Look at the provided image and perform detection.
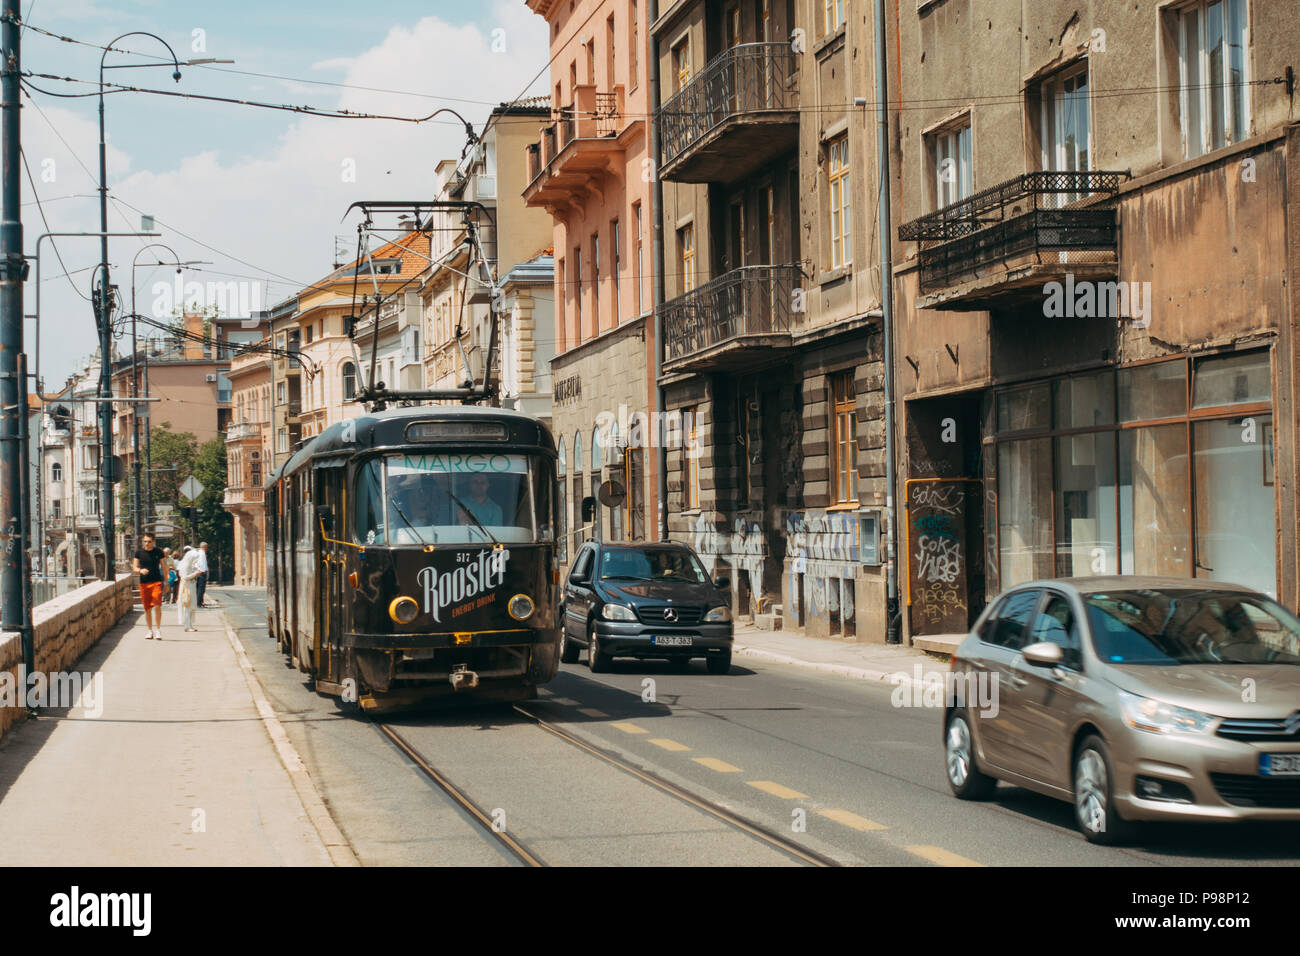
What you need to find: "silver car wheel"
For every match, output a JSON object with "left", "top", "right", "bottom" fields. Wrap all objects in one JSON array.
[
  {"left": 946, "top": 716, "right": 972, "bottom": 787},
  {"left": 1075, "top": 748, "right": 1108, "bottom": 833}
]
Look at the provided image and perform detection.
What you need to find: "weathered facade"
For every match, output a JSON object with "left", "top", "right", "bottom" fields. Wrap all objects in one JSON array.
[
  {"left": 892, "top": 0, "right": 1300, "bottom": 638},
  {"left": 653, "top": 0, "right": 890, "bottom": 639},
  {"left": 225, "top": 346, "right": 273, "bottom": 587}
]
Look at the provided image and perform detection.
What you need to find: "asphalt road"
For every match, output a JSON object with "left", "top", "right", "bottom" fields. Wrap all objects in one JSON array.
[{"left": 216, "top": 586, "right": 1300, "bottom": 867}]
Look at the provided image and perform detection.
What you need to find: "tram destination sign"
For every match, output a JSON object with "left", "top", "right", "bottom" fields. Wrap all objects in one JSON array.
[{"left": 405, "top": 421, "right": 508, "bottom": 442}]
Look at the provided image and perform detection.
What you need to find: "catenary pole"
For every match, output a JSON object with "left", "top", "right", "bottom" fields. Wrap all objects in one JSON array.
[{"left": 1, "top": 2, "right": 31, "bottom": 653}]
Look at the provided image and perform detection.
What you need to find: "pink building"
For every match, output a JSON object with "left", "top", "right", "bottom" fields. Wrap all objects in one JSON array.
[{"left": 524, "top": 0, "right": 661, "bottom": 561}]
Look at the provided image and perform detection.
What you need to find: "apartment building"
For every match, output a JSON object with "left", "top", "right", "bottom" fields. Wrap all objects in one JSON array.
[
  {"left": 652, "top": 0, "right": 890, "bottom": 638},
  {"left": 524, "top": 0, "right": 660, "bottom": 562},
  {"left": 225, "top": 344, "right": 273, "bottom": 587},
  {"left": 891, "top": 1, "right": 1300, "bottom": 638},
  {"left": 39, "top": 358, "right": 107, "bottom": 579},
  {"left": 422, "top": 101, "right": 555, "bottom": 415},
  {"left": 268, "top": 231, "right": 430, "bottom": 470}
]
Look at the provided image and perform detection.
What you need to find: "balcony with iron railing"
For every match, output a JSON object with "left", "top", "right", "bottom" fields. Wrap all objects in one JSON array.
[
  {"left": 658, "top": 43, "right": 798, "bottom": 184},
  {"left": 660, "top": 264, "right": 801, "bottom": 371},
  {"left": 524, "top": 85, "right": 635, "bottom": 210},
  {"left": 897, "top": 169, "right": 1129, "bottom": 310}
]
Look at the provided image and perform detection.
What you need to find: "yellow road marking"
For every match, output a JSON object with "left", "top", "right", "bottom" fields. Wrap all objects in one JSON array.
[
  {"left": 577, "top": 708, "right": 607, "bottom": 718},
  {"left": 692, "top": 757, "right": 742, "bottom": 773},
  {"left": 904, "top": 845, "right": 984, "bottom": 867},
  {"left": 817, "top": 808, "right": 887, "bottom": 831},
  {"left": 610, "top": 721, "right": 649, "bottom": 735},
  {"left": 648, "top": 738, "right": 691, "bottom": 752},
  {"left": 746, "top": 780, "right": 807, "bottom": 799}
]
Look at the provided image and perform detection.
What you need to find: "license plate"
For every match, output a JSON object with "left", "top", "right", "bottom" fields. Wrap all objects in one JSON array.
[
  {"left": 1260, "top": 753, "right": 1300, "bottom": 777},
  {"left": 652, "top": 635, "right": 693, "bottom": 647}
]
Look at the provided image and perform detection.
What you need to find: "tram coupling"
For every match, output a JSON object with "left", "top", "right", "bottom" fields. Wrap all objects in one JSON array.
[{"left": 449, "top": 663, "right": 480, "bottom": 692}]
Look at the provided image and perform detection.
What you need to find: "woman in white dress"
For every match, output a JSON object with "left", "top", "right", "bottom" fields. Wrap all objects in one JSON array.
[{"left": 175, "top": 546, "right": 201, "bottom": 631}]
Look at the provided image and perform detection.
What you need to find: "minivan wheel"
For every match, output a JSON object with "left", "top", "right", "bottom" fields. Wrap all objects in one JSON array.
[
  {"left": 945, "top": 710, "right": 996, "bottom": 800},
  {"left": 559, "top": 626, "right": 580, "bottom": 664},
  {"left": 1073, "top": 735, "right": 1137, "bottom": 845},
  {"left": 587, "top": 621, "right": 611, "bottom": 673}
]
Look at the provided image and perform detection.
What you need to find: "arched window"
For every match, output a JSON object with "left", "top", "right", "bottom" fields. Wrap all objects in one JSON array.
[
  {"left": 572, "top": 431, "right": 583, "bottom": 472},
  {"left": 342, "top": 361, "right": 357, "bottom": 400},
  {"left": 51, "top": 462, "right": 62, "bottom": 482},
  {"left": 557, "top": 438, "right": 566, "bottom": 477},
  {"left": 591, "top": 428, "right": 602, "bottom": 472}
]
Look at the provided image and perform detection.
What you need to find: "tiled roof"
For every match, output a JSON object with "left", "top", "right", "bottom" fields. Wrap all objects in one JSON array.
[{"left": 298, "top": 230, "right": 430, "bottom": 297}]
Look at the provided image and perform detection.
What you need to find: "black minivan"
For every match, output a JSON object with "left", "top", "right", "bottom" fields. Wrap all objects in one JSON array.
[{"left": 561, "top": 541, "right": 734, "bottom": 674}]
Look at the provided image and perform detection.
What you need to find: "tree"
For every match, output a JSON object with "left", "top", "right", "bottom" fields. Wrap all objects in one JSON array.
[
  {"left": 118, "top": 421, "right": 200, "bottom": 537},
  {"left": 192, "top": 436, "right": 233, "bottom": 583}
]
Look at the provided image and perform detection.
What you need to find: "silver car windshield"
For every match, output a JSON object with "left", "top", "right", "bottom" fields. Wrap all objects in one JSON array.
[{"left": 1085, "top": 590, "right": 1300, "bottom": 665}]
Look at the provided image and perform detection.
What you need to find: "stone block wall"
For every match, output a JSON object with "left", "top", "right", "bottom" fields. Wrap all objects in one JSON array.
[{"left": 0, "top": 575, "right": 135, "bottom": 739}]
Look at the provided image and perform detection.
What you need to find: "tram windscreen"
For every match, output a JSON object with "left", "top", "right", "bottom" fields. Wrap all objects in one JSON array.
[{"left": 353, "top": 451, "right": 552, "bottom": 546}]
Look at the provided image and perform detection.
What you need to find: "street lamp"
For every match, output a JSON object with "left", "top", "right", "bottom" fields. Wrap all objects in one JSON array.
[
  {"left": 128, "top": 243, "right": 208, "bottom": 542},
  {"left": 96, "top": 32, "right": 184, "bottom": 579}
]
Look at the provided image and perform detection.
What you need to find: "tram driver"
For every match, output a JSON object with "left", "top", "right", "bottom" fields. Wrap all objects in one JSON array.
[{"left": 456, "top": 472, "right": 504, "bottom": 529}]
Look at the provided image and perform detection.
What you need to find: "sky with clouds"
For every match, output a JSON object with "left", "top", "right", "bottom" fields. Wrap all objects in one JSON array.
[{"left": 17, "top": 0, "right": 550, "bottom": 387}]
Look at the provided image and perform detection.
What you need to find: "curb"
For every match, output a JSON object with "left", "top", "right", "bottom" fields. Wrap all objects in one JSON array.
[
  {"left": 733, "top": 644, "right": 935, "bottom": 690},
  {"left": 221, "top": 616, "right": 361, "bottom": 867}
]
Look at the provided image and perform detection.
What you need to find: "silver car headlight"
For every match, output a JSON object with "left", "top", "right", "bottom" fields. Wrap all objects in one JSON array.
[
  {"left": 601, "top": 603, "right": 636, "bottom": 622},
  {"left": 703, "top": 605, "right": 731, "bottom": 622},
  {"left": 1118, "top": 690, "right": 1217, "bottom": 735}
]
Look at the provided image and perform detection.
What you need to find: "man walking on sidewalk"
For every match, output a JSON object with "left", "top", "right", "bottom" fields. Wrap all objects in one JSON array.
[
  {"left": 132, "top": 533, "right": 166, "bottom": 640},
  {"left": 196, "top": 542, "right": 210, "bottom": 607}
]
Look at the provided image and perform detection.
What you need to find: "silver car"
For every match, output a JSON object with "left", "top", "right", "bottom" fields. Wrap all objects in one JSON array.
[{"left": 943, "top": 577, "right": 1300, "bottom": 845}]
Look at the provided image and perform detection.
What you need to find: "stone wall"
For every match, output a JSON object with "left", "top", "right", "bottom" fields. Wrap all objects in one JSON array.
[{"left": 0, "top": 574, "right": 135, "bottom": 739}]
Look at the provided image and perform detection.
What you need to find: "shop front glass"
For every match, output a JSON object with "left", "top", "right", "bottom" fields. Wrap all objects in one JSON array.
[{"left": 995, "top": 351, "right": 1276, "bottom": 597}]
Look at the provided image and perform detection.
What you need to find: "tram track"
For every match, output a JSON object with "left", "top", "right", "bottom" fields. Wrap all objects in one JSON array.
[
  {"left": 372, "top": 719, "right": 548, "bottom": 867},
  {"left": 372, "top": 704, "right": 836, "bottom": 868}
]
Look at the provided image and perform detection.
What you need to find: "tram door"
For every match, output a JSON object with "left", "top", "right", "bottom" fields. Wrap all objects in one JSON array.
[{"left": 315, "top": 465, "right": 347, "bottom": 684}]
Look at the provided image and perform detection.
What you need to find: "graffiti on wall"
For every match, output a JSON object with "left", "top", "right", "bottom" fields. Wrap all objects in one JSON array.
[
  {"left": 692, "top": 514, "right": 765, "bottom": 598},
  {"left": 908, "top": 482, "right": 970, "bottom": 634},
  {"left": 785, "top": 511, "right": 858, "bottom": 620}
]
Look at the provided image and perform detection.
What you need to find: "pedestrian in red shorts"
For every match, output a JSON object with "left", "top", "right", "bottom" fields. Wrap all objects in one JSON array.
[{"left": 133, "top": 532, "right": 166, "bottom": 640}]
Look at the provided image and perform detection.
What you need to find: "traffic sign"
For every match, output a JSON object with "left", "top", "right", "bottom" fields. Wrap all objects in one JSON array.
[
  {"left": 179, "top": 476, "right": 205, "bottom": 501},
  {"left": 597, "top": 479, "right": 626, "bottom": 507}
]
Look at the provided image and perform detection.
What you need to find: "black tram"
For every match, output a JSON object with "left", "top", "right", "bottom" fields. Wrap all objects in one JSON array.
[{"left": 265, "top": 406, "right": 561, "bottom": 709}]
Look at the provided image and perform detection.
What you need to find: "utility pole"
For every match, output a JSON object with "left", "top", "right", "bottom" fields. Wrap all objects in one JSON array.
[
  {"left": 1, "top": 2, "right": 31, "bottom": 649},
  {"left": 874, "top": 0, "right": 901, "bottom": 642}
]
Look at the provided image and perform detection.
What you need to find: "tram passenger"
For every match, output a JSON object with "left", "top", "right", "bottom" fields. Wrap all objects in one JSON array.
[
  {"left": 390, "top": 476, "right": 437, "bottom": 544},
  {"left": 456, "top": 473, "right": 503, "bottom": 528}
]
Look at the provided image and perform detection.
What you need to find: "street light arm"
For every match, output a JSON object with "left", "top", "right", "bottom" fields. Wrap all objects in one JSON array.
[{"left": 101, "top": 32, "right": 183, "bottom": 83}]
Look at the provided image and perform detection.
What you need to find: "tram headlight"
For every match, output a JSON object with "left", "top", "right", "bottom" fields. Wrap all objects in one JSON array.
[
  {"left": 389, "top": 596, "right": 420, "bottom": 624},
  {"left": 508, "top": 593, "right": 536, "bottom": 621}
]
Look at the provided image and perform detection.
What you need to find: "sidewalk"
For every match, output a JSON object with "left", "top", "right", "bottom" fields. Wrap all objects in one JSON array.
[
  {"left": 732, "top": 623, "right": 956, "bottom": 688},
  {"left": 0, "top": 596, "right": 341, "bottom": 866}
]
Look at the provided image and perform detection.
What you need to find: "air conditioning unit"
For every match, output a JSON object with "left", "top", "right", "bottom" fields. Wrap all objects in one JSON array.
[{"left": 205, "top": 374, "right": 217, "bottom": 383}]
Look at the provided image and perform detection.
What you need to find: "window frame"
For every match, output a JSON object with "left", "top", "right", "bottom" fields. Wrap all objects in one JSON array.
[
  {"left": 1176, "top": 0, "right": 1251, "bottom": 160},
  {"left": 826, "top": 134, "right": 851, "bottom": 270},
  {"left": 829, "top": 370, "right": 858, "bottom": 505},
  {"left": 683, "top": 405, "right": 700, "bottom": 511}
]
